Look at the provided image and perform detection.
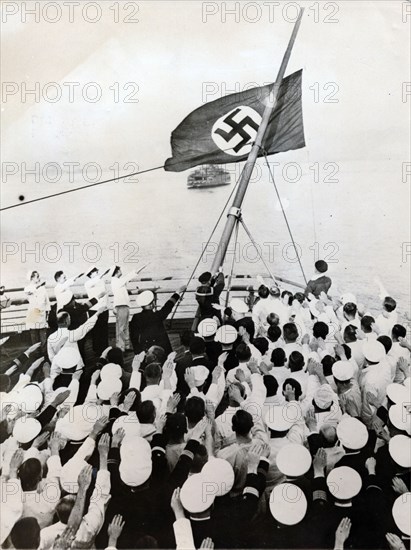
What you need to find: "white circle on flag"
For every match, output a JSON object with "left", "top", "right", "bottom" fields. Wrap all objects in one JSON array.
[{"left": 211, "top": 106, "right": 262, "bottom": 157}]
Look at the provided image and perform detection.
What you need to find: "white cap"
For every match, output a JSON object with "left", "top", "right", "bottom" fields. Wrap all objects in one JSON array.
[
  {"left": 17, "top": 384, "right": 43, "bottom": 413},
  {"left": 215, "top": 325, "right": 238, "bottom": 344},
  {"left": 265, "top": 403, "right": 303, "bottom": 432},
  {"left": 136, "top": 290, "right": 154, "bottom": 307},
  {"left": 229, "top": 298, "right": 248, "bottom": 314},
  {"left": 180, "top": 473, "right": 216, "bottom": 513},
  {"left": 340, "top": 293, "right": 357, "bottom": 305},
  {"left": 191, "top": 365, "right": 209, "bottom": 386},
  {"left": 269, "top": 483, "right": 307, "bottom": 525},
  {"left": 100, "top": 363, "right": 122, "bottom": 380},
  {"left": 12, "top": 417, "right": 41, "bottom": 444},
  {"left": 112, "top": 414, "right": 141, "bottom": 440},
  {"left": 201, "top": 458, "right": 235, "bottom": 496},
  {"left": 56, "top": 404, "right": 103, "bottom": 441},
  {"left": 97, "top": 378, "right": 122, "bottom": 401},
  {"left": 52, "top": 346, "right": 79, "bottom": 370},
  {"left": 363, "top": 340, "right": 385, "bottom": 363},
  {"left": 337, "top": 416, "right": 368, "bottom": 450},
  {"left": 327, "top": 466, "right": 362, "bottom": 500},
  {"left": 386, "top": 383, "right": 409, "bottom": 405},
  {"left": 389, "top": 404, "right": 411, "bottom": 435},
  {"left": 332, "top": 360, "right": 354, "bottom": 382},
  {"left": 392, "top": 493, "right": 411, "bottom": 536},
  {"left": 119, "top": 437, "right": 152, "bottom": 486},
  {"left": 276, "top": 444, "right": 312, "bottom": 477},
  {"left": 59, "top": 291, "right": 73, "bottom": 308},
  {"left": 389, "top": 435, "right": 411, "bottom": 468},
  {"left": 197, "top": 318, "right": 218, "bottom": 338},
  {"left": 61, "top": 459, "right": 87, "bottom": 493},
  {"left": 85, "top": 266, "right": 98, "bottom": 277},
  {"left": 313, "top": 385, "right": 335, "bottom": 409}
]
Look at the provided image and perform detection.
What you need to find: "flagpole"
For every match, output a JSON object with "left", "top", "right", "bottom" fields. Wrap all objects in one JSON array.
[{"left": 209, "top": 8, "right": 305, "bottom": 274}]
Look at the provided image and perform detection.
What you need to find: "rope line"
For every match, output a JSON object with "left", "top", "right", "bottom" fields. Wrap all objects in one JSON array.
[
  {"left": 239, "top": 216, "right": 278, "bottom": 284},
  {"left": 224, "top": 217, "right": 240, "bottom": 308}
]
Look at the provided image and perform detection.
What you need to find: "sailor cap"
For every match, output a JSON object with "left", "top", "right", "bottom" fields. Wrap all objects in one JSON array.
[
  {"left": 276, "top": 444, "right": 312, "bottom": 477},
  {"left": 389, "top": 404, "right": 411, "bottom": 436},
  {"left": 392, "top": 493, "right": 411, "bottom": 536},
  {"left": 327, "top": 466, "right": 362, "bottom": 501},
  {"left": 269, "top": 483, "right": 307, "bottom": 525},
  {"left": 201, "top": 458, "right": 235, "bottom": 496},
  {"left": 363, "top": 340, "right": 385, "bottom": 363},
  {"left": 53, "top": 346, "right": 79, "bottom": 370},
  {"left": 340, "top": 293, "right": 357, "bottom": 305},
  {"left": 97, "top": 378, "right": 122, "bottom": 401},
  {"left": 12, "top": 417, "right": 42, "bottom": 444},
  {"left": 119, "top": 437, "right": 152, "bottom": 487},
  {"left": 332, "top": 360, "right": 354, "bottom": 382},
  {"left": 313, "top": 385, "right": 335, "bottom": 409},
  {"left": 215, "top": 325, "right": 237, "bottom": 345},
  {"left": 389, "top": 435, "right": 411, "bottom": 468},
  {"left": 17, "top": 383, "right": 43, "bottom": 414},
  {"left": 55, "top": 404, "right": 103, "bottom": 441},
  {"left": 197, "top": 318, "right": 218, "bottom": 338},
  {"left": 100, "top": 362, "right": 122, "bottom": 380},
  {"left": 229, "top": 298, "right": 248, "bottom": 314},
  {"left": 265, "top": 403, "right": 303, "bottom": 432},
  {"left": 180, "top": 473, "right": 216, "bottom": 514},
  {"left": 112, "top": 414, "right": 141, "bottom": 440},
  {"left": 386, "top": 383, "right": 409, "bottom": 405},
  {"left": 191, "top": 365, "right": 209, "bottom": 386},
  {"left": 337, "top": 416, "right": 368, "bottom": 450},
  {"left": 136, "top": 290, "right": 154, "bottom": 307}
]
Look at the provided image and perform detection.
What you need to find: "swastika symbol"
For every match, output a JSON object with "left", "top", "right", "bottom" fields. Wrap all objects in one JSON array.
[
  {"left": 211, "top": 106, "right": 262, "bottom": 157},
  {"left": 214, "top": 108, "right": 259, "bottom": 153}
]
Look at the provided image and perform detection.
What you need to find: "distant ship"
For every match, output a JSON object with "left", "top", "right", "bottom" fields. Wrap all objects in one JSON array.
[{"left": 187, "top": 165, "right": 231, "bottom": 189}]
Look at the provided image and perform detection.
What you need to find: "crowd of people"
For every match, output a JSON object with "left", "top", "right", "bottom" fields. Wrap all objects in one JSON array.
[{"left": 0, "top": 260, "right": 410, "bottom": 550}]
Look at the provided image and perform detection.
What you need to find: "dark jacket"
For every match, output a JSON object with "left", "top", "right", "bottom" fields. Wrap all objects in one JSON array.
[{"left": 305, "top": 276, "right": 332, "bottom": 298}]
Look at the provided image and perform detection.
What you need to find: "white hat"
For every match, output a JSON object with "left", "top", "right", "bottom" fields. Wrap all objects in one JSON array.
[
  {"left": 313, "top": 385, "right": 335, "bottom": 409},
  {"left": 327, "top": 466, "right": 362, "bottom": 500},
  {"left": 17, "top": 384, "right": 43, "bottom": 413},
  {"left": 276, "top": 444, "right": 312, "bottom": 477},
  {"left": 85, "top": 266, "right": 98, "bottom": 277},
  {"left": 197, "top": 318, "right": 218, "bottom": 338},
  {"left": 386, "top": 383, "right": 409, "bottom": 405},
  {"left": 61, "top": 459, "right": 88, "bottom": 493},
  {"left": 100, "top": 363, "right": 122, "bottom": 380},
  {"left": 332, "top": 360, "right": 354, "bottom": 382},
  {"left": 392, "top": 493, "right": 411, "bottom": 536},
  {"left": 112, "top": 414, "right": 141, "bottom": 440},
  {"left": 201, "top": 458, "right": 235, "bottom": 496},
  {"left": 180, "top": 473, "right": 216, "bottom": 513},
  {"left": 12, "top": 417, "right": 42, "bottom": 444},
  {"left": 389, "top": 404, "right": 411, "bottom": 436},
  {"left": 215, "top": 325, "right": 238, "bottom": 345},
  {"left": 229, "top": 298, "right": 248, "bottom": 314},
  {"left": 269, "top": 483, "right": 307, "bottom": 525},
  {"left": 389, "top": 435, "right": 411, "bottom": 468},
  {"left": 119, "top": 437, "right": 152, "bottom": 486},
  {"left": 136, "top": 290, "right": 154, "bottom": 307},
  {"left": 52, "top": 346, "right": 79, "bottom": 370},
  {"left": 56, "top": 404, "right": 103, "bottom": 441},
  {"left": 108, "top": 264, "right": 120, "bottom": 277},
  {"left": 97, "top": 378, "right": 122, "bottom": 401},
  {"left": 265, "top": 403, "right": 303, "bottom": 432},
  {"left": 340, "top": 293, "right": 357, "bottom": 305},
  {"left": 363, "top": 340, "right": 385, "bottom": 363},
  {"left": 337, "top": 416, "right": 368, "bottom": 450},
  {"left": 191, "top": 365, "right": 209, "bottom": 387},
  {"left": 59, "top": 291, "right": 73, "bottom": 308}
]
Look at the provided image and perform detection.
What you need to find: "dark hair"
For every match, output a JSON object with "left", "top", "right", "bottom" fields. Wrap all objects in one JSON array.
[
  {"left": 107, "top": 347, "right": 124, "bottom": 368},
  {"left": 145, "top": 362, "right": 162, "bottom": 381},
  {"left": 189, "top": 336, "right": 206, "bottom": 355},
  {"left": 232, "top": 410, "right": 253, "bottom": 436},
  {"left": 377, "top": 335, "right": 392, "bottom": 354},
  {"left": 293, "top": 292, "right": 305, "bottom": 304},
  {"left": 57, "top": 311, "right": 71, "bottom": 326},
  {"left": 191, "top": 444, "right": 208, "bottom": 474},
  {"left": 392, "top": 324, "right": 406, "bottom": 340},
  {"left": 266, "top": 313, "right": 280, "bottom": 327},
  {"left": 271, "top": 348, "right": 286, "bottom": 367},
  {"left": 267, "top": 325, "right": 282, "bottom": 343},
  {"left": 383, "top": 296, "right": 396, "bottom": 312},
  {"left": 137, "top": 401, "right": 156, "bottom": 424},
  {"left": 281, "top": 290, "right": 293, "bottom": 306},
  {"left": 341, "top": 344, "right": 352, "bottom": 360},
  {"left": 263, "top": 375, "right": 279, "bottom": 398},
  {"left": 164, "top": 413, "right": 187, "bottom": 440},
  {"left": 343, "top": 325, "right": 357, "bottom": 343},
  {"left": 54, "top": 270, "right": 64, "bottom": 282},
  {"left": 361, "top": 315, "right": 375, "bottom": 333},
  {"left": 313, "top": 321, "right": 329, "bottom": 339},
  {"left": 253, "top": 337, "right": 269, "bottom": 356},
  {"left": 135, "top": 536, "right": 159, "bottom": 549},
  {"left": 10, "top": 518, "right": 40, "bottom": 550},
  {"left": 235, "top": 342, "right": 252, "bottom": 362},
  {"left": 343, "top": 302, "right": 357, "bottom": 317},
  {"left": 322, "top": 355, "right": 336, "bottom": 377},
  {"left": 56, "top": 496, "right": 75, "bottom": 523},
  {"left": 315, "top": 260, "right": 328, "bottom": 273},
  {"left": 0, "top": 373, "right": 11, "bottom": 393},
  {"left": 147, "top": 346, "right": 166, "bottom": 365},
  {"left": 236, "top": 318, "right": 255, "bottom": 341},
  {"left": 289, "top": 351, "right": 304, "bottom": 373},
  {"left": 180, "top": 330, "right": 193, "bottom": 348},
  {"left": 282, "top": 378, "right": 303, "bottom": 400},
  {"left": 185, "top": 396, "right": 205, "bottom": 423},
  {"left": 258, "top": 285, "right": 269, "bottom": 299},
  {"left": 18, "top": 458, "right": 42, "bottom": 491},
  {"left": 283, "top": 323, "right": 298, "bottom": 343}
]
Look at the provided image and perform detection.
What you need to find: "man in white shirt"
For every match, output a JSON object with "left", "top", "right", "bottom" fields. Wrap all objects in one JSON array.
[
  {"left": 24, "top": 270, "right": 50, "bottom": 354},
  {"left": 84, "top": 266, "right": 109, "bottom": 355},
  {"left": 53, "top": 270, "right": 83, "bottom": 312},
  {"left": 376, "top": 296, "right": 398, "bottom": 336}
]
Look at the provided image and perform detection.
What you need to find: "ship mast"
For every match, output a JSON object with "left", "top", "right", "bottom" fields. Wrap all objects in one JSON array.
[{"left": 210, "top": 9, "right": 305, "bottom": 274}]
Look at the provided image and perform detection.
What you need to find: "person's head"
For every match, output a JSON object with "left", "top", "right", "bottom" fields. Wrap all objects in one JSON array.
[
  {"left": 263, "top": 375, "right": 279, "bottom": 398},
  {"left": 30, "top": 271, "right": 40, "bottom": 283},
  {"left": 189, "top": 336, "right": 206, "bottom": 356},
  {"left": 236, "top": 318, "right": 255, "bottom": 341},
  {"left": 235, "top": 342, "right": 252, "bottom": 363},
  {"left": 383, "top": 296, "right": 397, "bottom": 313},
  {"left": 343, "top": 324, "right": 357, "bottom": 343},
  {"left": 185, "top": 397, "right": 205, "bottom": 424},
  {"left": 293, "top": 292, "right": 305, "bottom": 305},
  {"left": 107, "top": 347, "right": 124, "bottom": 368},
  {"left": 0, "top": 373, "right": 11, "bottom": 393},
  {"left": 180, "top": 330, "right": 193, "bottom": 349},
  {"left": 343, "top": 302, "right": 357, "bottom": 320},
  {"left": 88, "top": 268, "right": 98, "bottom": 279},
  {"left": 319, "top": 424, "right": 338, "bottom": 448},
  {"left": 164, "top": 413, "right": 187, "bottom": 442},
  {"left": 56, "top": 495, "right": 76, "bottom": 524},
  {"left": 271, "top": 348, "right": 286, "bottom": 367},
  {"left": 147, "top": 346, "right": 166, "bottom": 365},
  {"left": 18, "top": 458, "right": 42, "bottom": 491},
  {"left": 54, "top": 270, "right": 65, "bottom": 283},
  {"left": 288, "top": 351, "right": 304, "bottom": 373},
  {"left": 313, "top": 321, "right": 329, "bottom": 340},
  {"left": 322, "top": 355, "right": 336, "bottom": 377},
  {"left": 377, "top": 335, "right": 392, "bottom": 354},
  {"left": 282, "top": 378, "right": 303, "bottom": 401},
  {"left": 314, "top": 260, "right": 328, "bottom": 274},
  {"left": 198, "top": 272, "right": 212, "bottom": 285},
  {"left": 232, "top": 410, "right": 253, "bottom": 437},
  {"left": 281, "top": 290, "right": 293, "bottom": 306},
  {"left": 252, "top": 337, "right": 269, "bottom": 357},
  {"left": 112, "top": 266, "right": 122, "bottom": 278},
  {"left": 267, "top": 325, "right": 282, "bottom": 343},
  {"left": 191, "top": 444, "right": 208, "bottom": 473},
  {"left": 10, "top": 518, "right": 40, "bottom": 550},
  {"left": 283, "top": 323, "right": 298, "bottom": 343},
  {"left": 137, "top": 400, "right": 156, "bottom": 424},
  {"left": 266, "top": 313, "right": 280, "bottom": 327},
  {"left": 391, "top": 324, "right": 406, "bottom": 342},
  {"left": 144, "top": 362, "right": 162, "bottom": 385},
  {"left": 269, "top": 285, "right": 281, "bottom": 298},
  {"left": 56, "top": 311, "right": 71, "bottom": 328},
  {"left": 334, "top": 344, "right": 352, "bottom": 361},
  {"left": 258, "top": 285, "right": 269, "bottom": 299}
]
